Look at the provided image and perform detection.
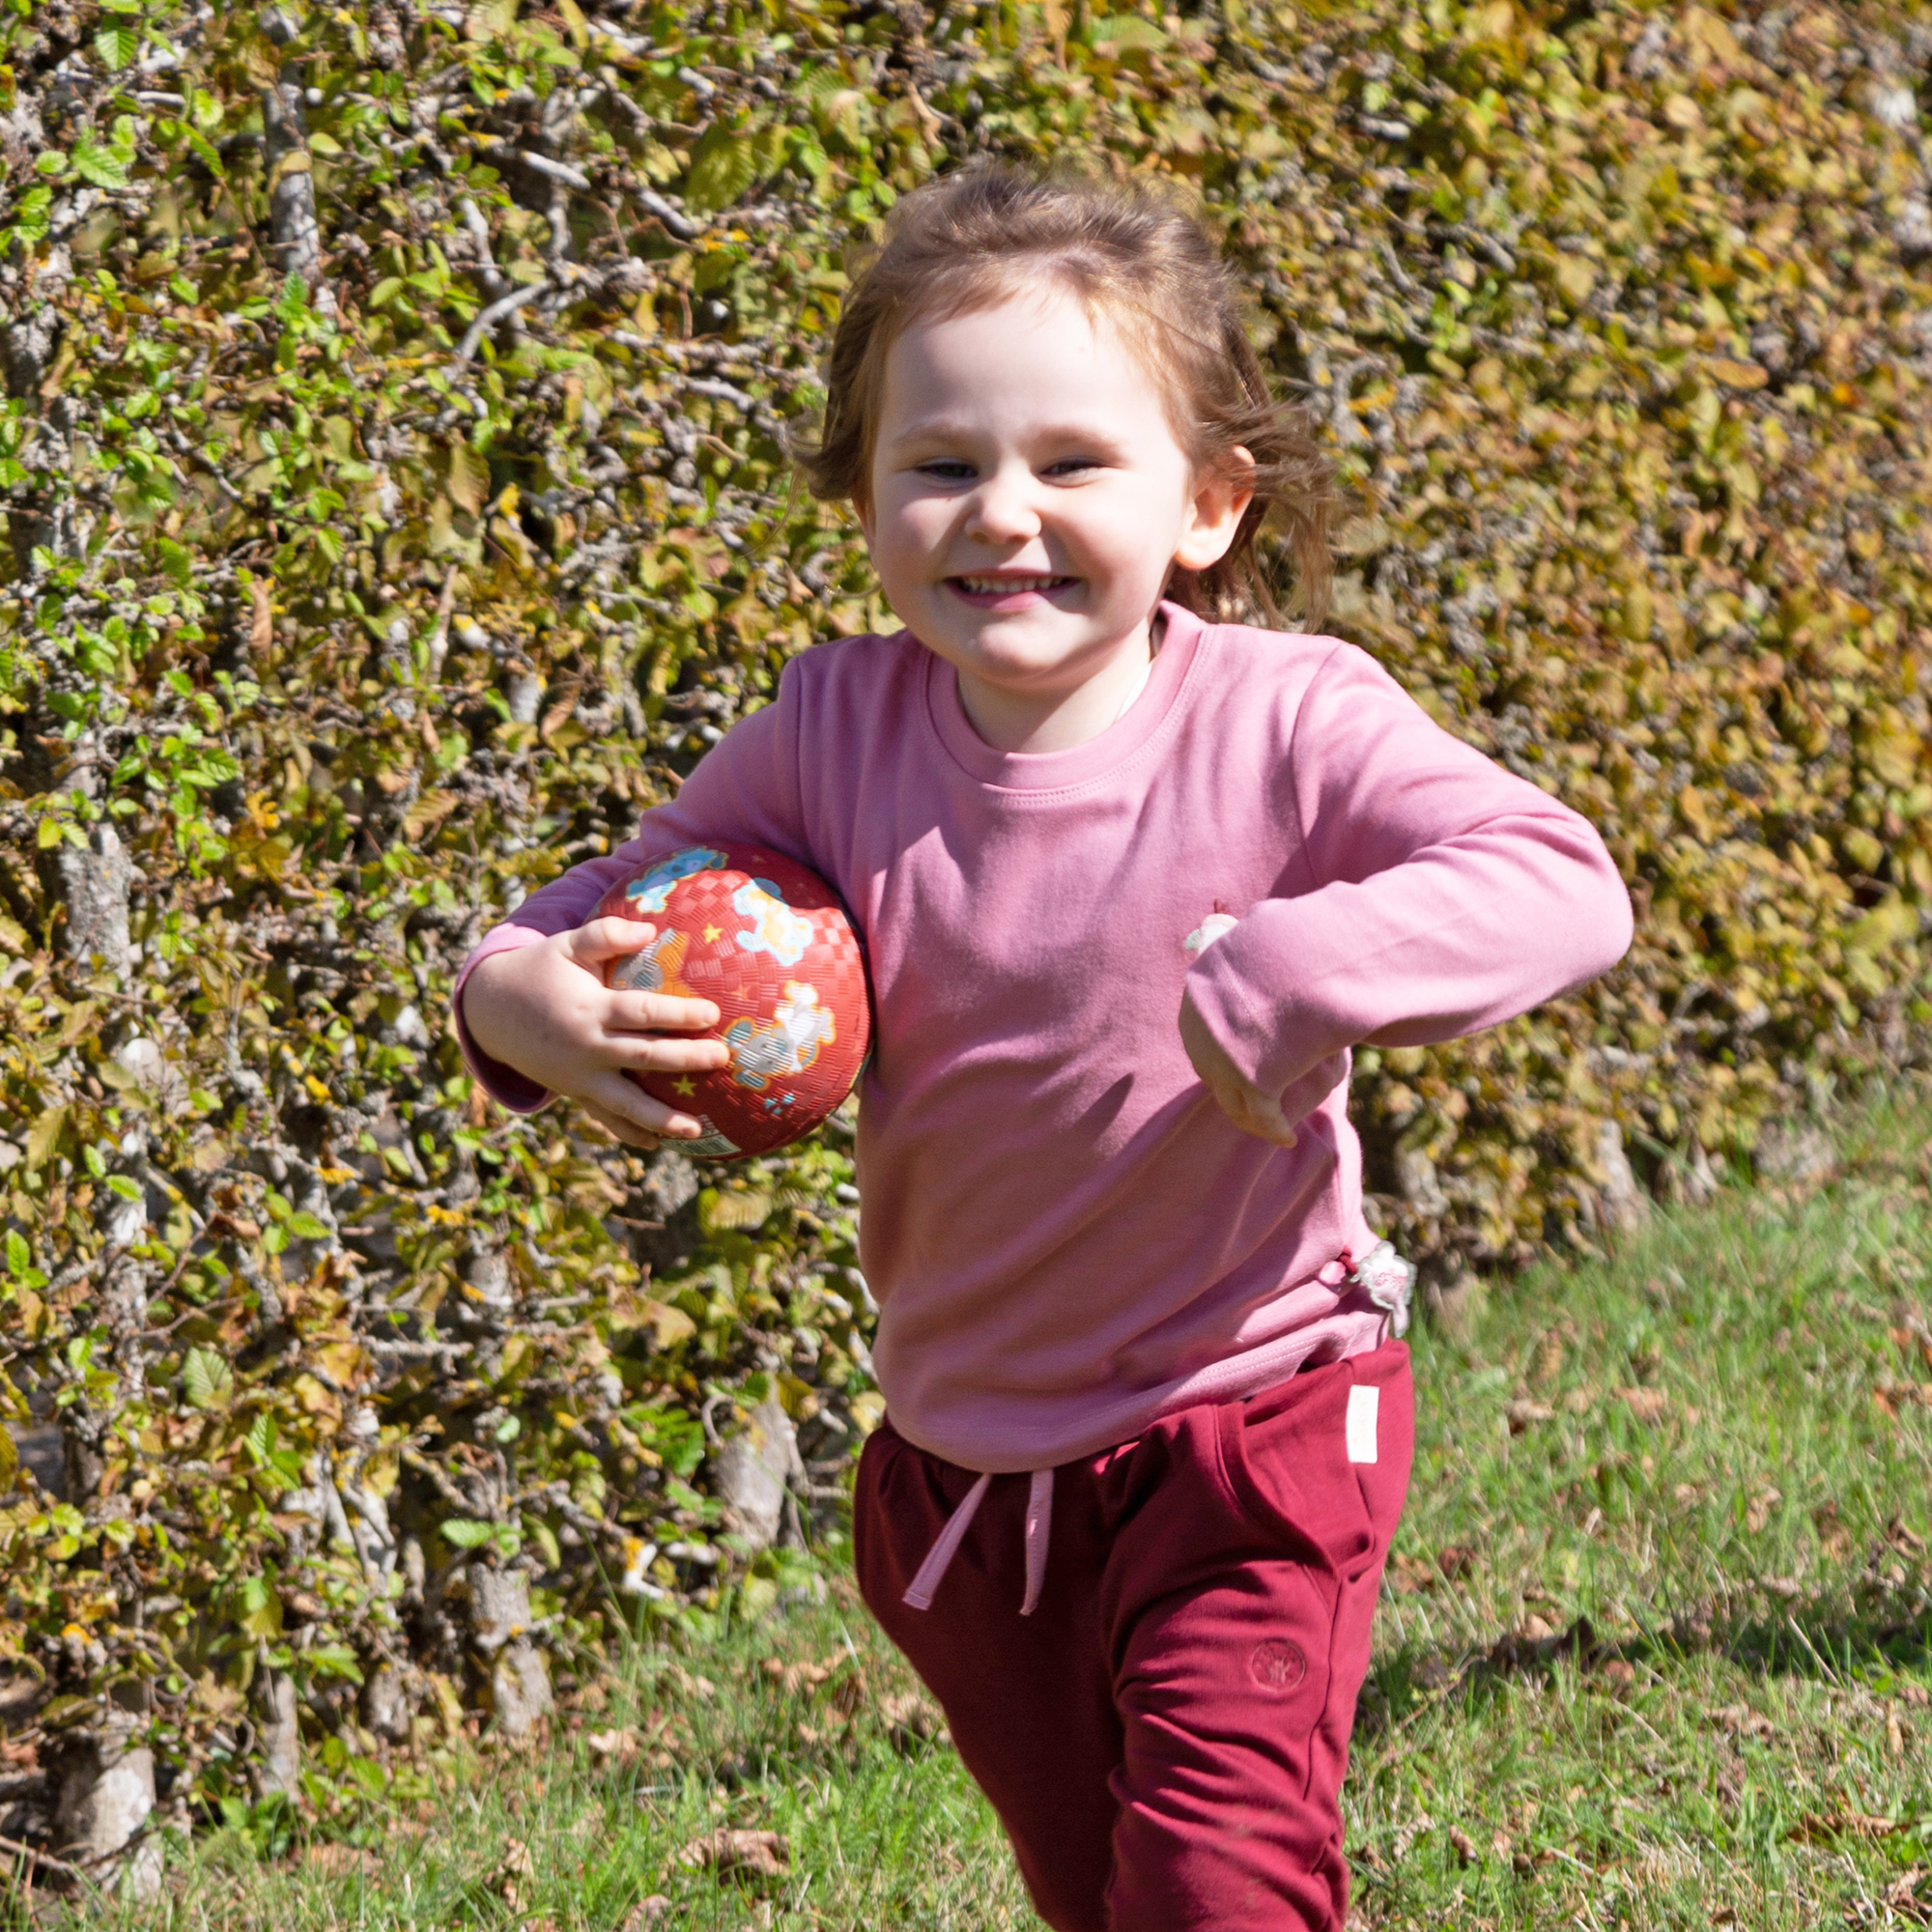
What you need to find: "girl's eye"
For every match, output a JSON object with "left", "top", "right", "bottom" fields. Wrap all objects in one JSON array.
[
  {"left": 1044, "top": 458, "right": 1100, "bottom": 478},
  {"left": 916, "top": 461, "right": 975, "bottom": 481}
]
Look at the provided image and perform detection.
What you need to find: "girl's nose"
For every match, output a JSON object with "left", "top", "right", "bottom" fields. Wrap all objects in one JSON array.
[{"left": 964, "top": 466, "right": 1042, "bottom": 544}]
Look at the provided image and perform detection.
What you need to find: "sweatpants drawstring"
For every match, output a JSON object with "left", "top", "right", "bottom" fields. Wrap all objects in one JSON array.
[
  {"left": 901, "top": 1471, "right": 990, "bottom": 1610},
  {"left": 1020, "top": 1468, "right": 1053, "bottom": 1616},
  {"left": 901, "top": 1467, "right": 1055, "bottom": 1616},
  {"left": 897, "top": 1239, "right": 1412, "bottom": 1618}
]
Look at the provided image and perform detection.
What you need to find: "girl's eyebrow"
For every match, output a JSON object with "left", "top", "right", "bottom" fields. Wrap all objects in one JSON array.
[{"left": 885, "top": 414, "right": 1131, "bottom": 449}]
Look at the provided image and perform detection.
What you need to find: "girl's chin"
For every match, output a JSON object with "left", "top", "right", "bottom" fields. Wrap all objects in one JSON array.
[{"left": 932, "top": 599, "right": 1100, "bottom": 638}]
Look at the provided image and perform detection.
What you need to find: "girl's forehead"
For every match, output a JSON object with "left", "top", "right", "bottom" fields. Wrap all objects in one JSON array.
[
  {"left": 880, "top": 288, "right": 1171, "bottom": 416},
  {"left": 900, "top": 283, "right": 1112, "bottom": 359}
]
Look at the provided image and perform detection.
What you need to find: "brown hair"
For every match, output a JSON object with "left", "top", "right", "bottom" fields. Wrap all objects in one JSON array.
[{"left": 790, "top": 161, "right": 1335, "bottom": 628}]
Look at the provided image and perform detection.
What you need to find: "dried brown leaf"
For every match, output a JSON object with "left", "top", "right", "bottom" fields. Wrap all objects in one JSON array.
[
  {"left": 675, "top": 1828, "right": 790, "bottom": 1878},
  {"left": 1616, "top": 1386, "right": 1668, "bottom": 1424}
]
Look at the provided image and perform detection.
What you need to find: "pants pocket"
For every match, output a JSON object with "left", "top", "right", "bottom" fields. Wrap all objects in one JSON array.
[{"left": 1214, "top": 1348, "right": 1409, "bottom": 1581}]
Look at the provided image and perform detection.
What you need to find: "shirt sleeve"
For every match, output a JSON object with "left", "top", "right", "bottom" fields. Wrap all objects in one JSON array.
[
  {"left": 452, "top": 672, "right": 807, "bottom": 1112},
  {"left": 1182, "top": 641, "right": 1634, "bottom": 1126}
]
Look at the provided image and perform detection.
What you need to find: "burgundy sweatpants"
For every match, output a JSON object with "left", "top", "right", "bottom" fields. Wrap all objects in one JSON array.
[{"left": 854, "top": 1341, "right": 1413, "bottom": 1932}]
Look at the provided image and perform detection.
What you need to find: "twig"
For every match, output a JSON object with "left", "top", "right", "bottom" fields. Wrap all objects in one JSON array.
[
  {"left": 682, "top": 376, "right": 755, "bottom": 412},
  {"left": 454, "top": 281, "right": 548, "bottom": 361},
  {"left": 365, "top": 1335, "right": 473, "bottom": 1361},
  {"left": 142, "top": 1292, "right": 249, "bottom": 1347},
  {"left": 0, "top": 1832, "right": 83, "bottom": 1883},
  {"left": 425, "top": 563, "right": 460, "bottom": 682},
  {"left": 516, "top": 150, "right": 592, "bottom": 191},
  {"left": 160, "top": 426, "right": 246, "bottom": 507},
  {"left": 633, "top": 187, "right": 698, "bottom": 242},
  {"left": 455, "top": 195, "right": 508, "bottom": 299},
  {"left": 47, "top": 1244, "right": 129, "bottom": 1299}
]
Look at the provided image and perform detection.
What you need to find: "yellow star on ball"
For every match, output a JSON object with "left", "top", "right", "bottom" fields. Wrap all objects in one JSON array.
[
  {"left": 703, "top": 924, "right": 723, "bottom": 942},
  {"left": 673, "top": 1077, "right": 696, "bottom": 1095}
]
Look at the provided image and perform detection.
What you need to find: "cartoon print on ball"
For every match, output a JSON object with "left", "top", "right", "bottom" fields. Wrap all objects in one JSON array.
[
  {"left": 592, "top": 839, "right": 871, "bottom": 1160},
  {"left": 621, "top": 846, "right": 727, "bottom": 915},
  {"left": 731, "top": 878, "right": 813, "bottom": 967},
  {"left": 609, "top": 926, "right": 696, "bottom": 998},
  {"left": 724, "top": 981, "right": 837, "bottom": 1091}
]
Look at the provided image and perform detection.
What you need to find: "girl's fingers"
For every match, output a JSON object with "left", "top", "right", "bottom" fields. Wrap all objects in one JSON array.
[
  {"left": 610, "top": 989, "right": 724, "bottom": 1035},
  {"left": 579, "top": 1098, "right": 663, "bottom": 1151},
  {"left": 606, "top": 1032, "right": 733, "bottom": 1074},
  {"left": 1204, "top": 1074, "right": 1296, "bottom": 1147},
  {"left": 584, "top": 1070, "right": 708, "bottom": 1141},
  {"left": 561, "top": 915, "right": 663, "bottom": 967}
]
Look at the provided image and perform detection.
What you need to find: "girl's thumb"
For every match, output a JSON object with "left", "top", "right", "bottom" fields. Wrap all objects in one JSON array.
[{"left": 567, "top": 915, "right": 656, "bottom": 963}]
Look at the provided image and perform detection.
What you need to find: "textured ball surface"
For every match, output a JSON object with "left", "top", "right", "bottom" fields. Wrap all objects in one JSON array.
[{"left": 594, "top": 843, "right": 870, "bottom": 1159}]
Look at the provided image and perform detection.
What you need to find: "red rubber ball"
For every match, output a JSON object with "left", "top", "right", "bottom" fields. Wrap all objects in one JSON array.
[{"left": 594, "top": 842, "right": 871, "bottom": 1159}]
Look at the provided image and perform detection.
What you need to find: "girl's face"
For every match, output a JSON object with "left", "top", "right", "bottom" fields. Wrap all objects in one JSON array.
[{"left": 861, "top": 288, "right": 1249, "bottom": 752}]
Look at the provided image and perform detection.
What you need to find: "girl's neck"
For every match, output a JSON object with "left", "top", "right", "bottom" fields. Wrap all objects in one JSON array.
[{"left": 954, "top": 614, "right": 1163, "bottom": 755}]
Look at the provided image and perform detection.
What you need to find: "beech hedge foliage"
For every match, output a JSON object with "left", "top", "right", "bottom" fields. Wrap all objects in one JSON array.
[{"left": 0, "top": 0, "right": 1930, "bottom": 1843}]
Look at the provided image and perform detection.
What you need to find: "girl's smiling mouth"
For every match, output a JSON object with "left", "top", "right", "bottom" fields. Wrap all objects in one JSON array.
[{"left": 947, "top": 573, "right": 1079, "bottom": 606}]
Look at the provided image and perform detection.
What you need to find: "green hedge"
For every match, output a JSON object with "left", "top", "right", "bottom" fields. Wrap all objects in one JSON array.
[{"left": 0, "top": 0, "right": 1928, "bottom": 1851}]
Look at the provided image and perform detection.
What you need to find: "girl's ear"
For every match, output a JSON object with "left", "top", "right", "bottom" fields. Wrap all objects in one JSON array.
[{"left": 1173, "top": 446, "right": 1256, "bottom": 572}]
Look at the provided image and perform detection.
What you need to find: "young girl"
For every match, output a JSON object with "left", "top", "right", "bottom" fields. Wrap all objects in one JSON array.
[{"left": 455, "top": 166, "right": 1632, "bottom": 1931}]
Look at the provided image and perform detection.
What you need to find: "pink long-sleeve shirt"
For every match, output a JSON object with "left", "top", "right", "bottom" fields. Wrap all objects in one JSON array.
[{"left": 455, "top": 604, "right": 1633, "bottom": 1472}]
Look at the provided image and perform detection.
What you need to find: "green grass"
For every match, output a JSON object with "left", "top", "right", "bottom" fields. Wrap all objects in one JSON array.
[{"left": 34, "top": 1089, "right": 1932, "bottom": 1929}]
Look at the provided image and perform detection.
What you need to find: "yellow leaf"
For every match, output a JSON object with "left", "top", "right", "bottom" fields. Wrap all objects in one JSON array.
[
  {"left": 1676, "top": 787, "right": 1717, "bottom": 841},
  {"left": 497, "top": 1333, "right": 537, "bottom": 1386},
  {"left": 293, "top": 1374, "right": 343, "bottom": 1427},
  {"left": 313, "top": 1340, "right": 367, "bottom": 1387},
  {"left": 1621, "top": 582, "right": 1654, "bottom": 640},
  {"left": 641, "top": 1297, "right": 696, "bottom": 1349},
  {"left": 446, "top": 441, "right": 487, "bottom": 516},
  {"left": 403, "top": 789, "right": 460, "bottom": 839},
  {"left": 1554, "top": 257, "right": 1597, "bottom": 305},
  {"left": 24, "top": 1105, "right": 66, "bottom": 1173},
  {"left": 1710, "top": 358, "right": 1769, "bottom": 390},
  {"left": 1845, "top": 897, "right": 1916, "bottom": 957}
]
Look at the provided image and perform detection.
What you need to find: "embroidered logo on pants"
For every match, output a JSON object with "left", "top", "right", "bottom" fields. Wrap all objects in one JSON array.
[{"left": 1248, "top": 1638, "right": 1308, "bottom": 1691}]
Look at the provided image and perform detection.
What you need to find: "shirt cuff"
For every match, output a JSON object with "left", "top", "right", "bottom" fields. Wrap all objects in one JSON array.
[{"left": 452, "top": 926, "right": 554, "bottom": 1114}]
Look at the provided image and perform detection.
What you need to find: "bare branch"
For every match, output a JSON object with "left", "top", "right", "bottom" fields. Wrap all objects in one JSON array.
[{"left": 454, "top": 281, "right": 549, "bottom": 361}]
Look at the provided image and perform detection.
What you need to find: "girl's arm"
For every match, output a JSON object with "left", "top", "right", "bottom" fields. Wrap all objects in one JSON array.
[
  {"left": 456, "top": 684, "right": 807, "bottom": 1142},
  {"left": 1182, "top": 641, "right": 1634, "bottom": 1136}
]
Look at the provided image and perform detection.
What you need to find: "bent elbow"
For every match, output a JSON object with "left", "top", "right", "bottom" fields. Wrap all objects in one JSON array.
[{"left": 1565, "top": 838, "right": 1635, "bottom": 984}]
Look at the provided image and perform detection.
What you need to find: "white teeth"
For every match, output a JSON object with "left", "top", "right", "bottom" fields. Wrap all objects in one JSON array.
[{"left": 956, "top": 576, "right": 1065, "bottom": 593}]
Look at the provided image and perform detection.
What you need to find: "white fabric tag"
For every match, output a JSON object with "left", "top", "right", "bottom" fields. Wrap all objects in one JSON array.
[{"left": 1346, "top": 1384, "right": 1379, "bottom": 1465}]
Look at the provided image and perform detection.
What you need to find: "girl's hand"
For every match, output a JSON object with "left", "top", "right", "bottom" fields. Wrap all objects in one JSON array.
[
  {"left": 463, "top": 919, "right": 733, "bottom": 1149},
  {"left": 1179, "top": 988, "right": 1298, "bottom": 1147}
]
